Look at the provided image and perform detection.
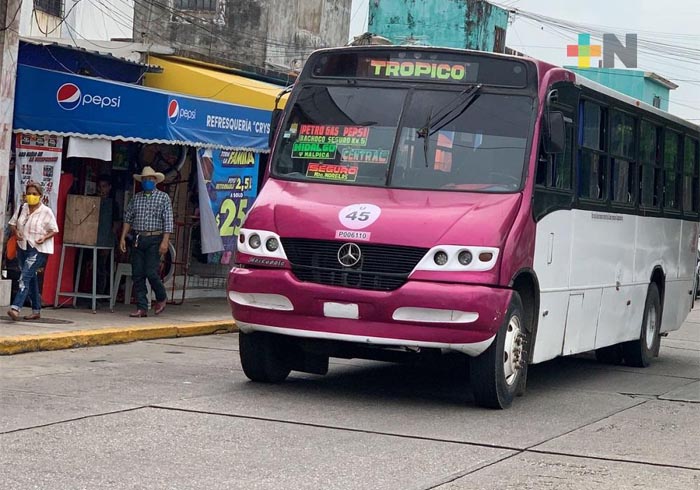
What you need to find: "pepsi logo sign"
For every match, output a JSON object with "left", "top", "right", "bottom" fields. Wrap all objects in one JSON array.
[
  {"left": 56, "top": 83, "right": 121, "bottom": 111},
  {"left": 168, "top": 99, "right": 196, "bottom": 124},
  {"left": 56, "top": 83, "right": 81, "bottom": 111},
  {"left": 168, "top": 99, "right": 179, "bottom": 123}
]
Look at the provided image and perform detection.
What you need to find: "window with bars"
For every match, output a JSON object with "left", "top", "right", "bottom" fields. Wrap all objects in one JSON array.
[
  {"left": 639, "top": 120, "right": 662, "bottom": 208},
  {"left": 34, "top": 0, "right": 62, "bottom": 17},
  {"left": 664, "top": 130, "right": 682, "bottom": 211},
  {"left": 174, "top": 0, "right": 216, "bottom": 11},
  {"left": 579, "top": 101, "right": 608, "bottom": 200},
  {"left": 683, "top": 137, "right": 699, "bottom": 214},
  {"left": 609, "top": 109, "right": 637, "bottom": 205}
]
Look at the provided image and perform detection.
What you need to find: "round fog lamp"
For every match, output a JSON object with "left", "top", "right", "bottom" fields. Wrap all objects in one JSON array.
[
  {"left": 266, "top": 237, "right": 279, "bottom": 252},
  {"left": 433, "top": 251, "right": 449, "bottom": 266},
  {"left": 458, "top": 250, "right": 473, "bottom": 266},
  {"left": 249, "top": 234, "right": 261, "bottom": 249}
]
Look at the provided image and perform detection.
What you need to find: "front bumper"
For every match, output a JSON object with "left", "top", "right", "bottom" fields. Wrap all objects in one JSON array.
[{"left": 227, "top": 267, "right": 512, "bottom": 356}]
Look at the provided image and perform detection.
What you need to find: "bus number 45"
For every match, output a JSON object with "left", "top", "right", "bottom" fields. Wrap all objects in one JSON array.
[{"left": 346, "top": 211, "right": 370, "bottom": 221}]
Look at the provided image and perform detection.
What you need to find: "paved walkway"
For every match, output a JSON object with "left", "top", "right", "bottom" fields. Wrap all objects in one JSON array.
[{"left": 0, "top": 296, "right": 235, "bottom": 355}]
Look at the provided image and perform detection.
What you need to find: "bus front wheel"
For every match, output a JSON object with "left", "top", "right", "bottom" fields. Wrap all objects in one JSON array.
[
  {"left": 622, "top": 283, "right": 662, "bottom": 367},
  {"left": 470, "top": 292, "right": 528, "bottom": 409},
  {"left": 239, "top": 331, "right": 292, "bottom": 383}
]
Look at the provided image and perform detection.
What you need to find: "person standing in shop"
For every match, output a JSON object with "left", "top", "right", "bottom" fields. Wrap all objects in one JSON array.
[
  {"left": 7, "top": 181, "right": 59, "bottom": 321},
  {"left": 94, "top": 174, "right": 121, "bottom": 296},
  {"left": 119, "top": 166, "right": 173, "bottom": 318}
]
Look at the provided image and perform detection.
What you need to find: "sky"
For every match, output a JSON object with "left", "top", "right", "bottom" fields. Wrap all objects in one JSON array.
[{"left": 349, "top": 0, "right": 700, "bottom": 124}]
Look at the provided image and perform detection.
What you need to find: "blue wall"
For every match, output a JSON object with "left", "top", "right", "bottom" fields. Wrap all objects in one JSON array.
[
  {"left": 368, "top": 0, "right": 509, "bottom": 52},
  {"left": 565, "top": 66, "right": 672, "bottom": 111}
]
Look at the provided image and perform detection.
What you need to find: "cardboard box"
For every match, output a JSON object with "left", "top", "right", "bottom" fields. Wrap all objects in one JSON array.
[{"left": 63, "top": 195, "right": 101, "bottom": 245}]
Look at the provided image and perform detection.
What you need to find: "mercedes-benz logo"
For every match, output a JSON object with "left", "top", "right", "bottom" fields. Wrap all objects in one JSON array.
[{"left": 337, "top": 243, "right": 362, "bottom": 268}]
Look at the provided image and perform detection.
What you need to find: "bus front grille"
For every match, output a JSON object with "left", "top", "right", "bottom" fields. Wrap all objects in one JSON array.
[{"left": 281, "top": 238, "right": 428, "bottom": 292}]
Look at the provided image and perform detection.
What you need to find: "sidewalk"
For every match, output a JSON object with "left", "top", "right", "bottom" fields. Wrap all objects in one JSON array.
[{"left": 0, "top": 297, "right": 236, "bottom": 355}]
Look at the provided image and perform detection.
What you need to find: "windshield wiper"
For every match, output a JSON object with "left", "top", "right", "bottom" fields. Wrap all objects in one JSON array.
[
  {"left": 417, "top": 84, "right": 483, "bottom": 166},
  {"left": 417, "top": 111, "right": 432, "bottom": 167}
]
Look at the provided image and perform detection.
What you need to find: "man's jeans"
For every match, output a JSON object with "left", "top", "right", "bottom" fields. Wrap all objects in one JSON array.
[
  {"left": 12, "top": 245, "right": 48, "bottom": 313},
  {"left": 131, "top": 235, "right": 167, "bottom": 311}
]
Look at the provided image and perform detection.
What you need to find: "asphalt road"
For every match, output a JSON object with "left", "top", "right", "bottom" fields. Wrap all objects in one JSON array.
[{"left": 1, "top": 313, "right": 698, "bottom": 489}]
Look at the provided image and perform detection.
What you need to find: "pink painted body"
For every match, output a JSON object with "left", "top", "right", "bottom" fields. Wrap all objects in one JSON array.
[{"left": 227, "top": 55, "right": 571, "bottom": 351}]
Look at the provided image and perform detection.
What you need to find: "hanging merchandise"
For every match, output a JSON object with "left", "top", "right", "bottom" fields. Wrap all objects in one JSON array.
[
  {"left": 196, "top": 148, "right": 259, "bottom": 263},
  {"left": 14, "top": 133, "right": 63, "bottom": 212}
]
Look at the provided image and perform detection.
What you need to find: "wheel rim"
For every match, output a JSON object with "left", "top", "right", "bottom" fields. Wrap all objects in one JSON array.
[
  {"left": 645, "top": 304, "right": 657, "bottom": 350},
  {"left": 503, "top": 315, "right": 524, "bottom": 386}
]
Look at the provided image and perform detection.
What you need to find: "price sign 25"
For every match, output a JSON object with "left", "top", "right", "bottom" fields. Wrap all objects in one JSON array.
[{"left": 217, "top": 198, "right": 249, "bottom": 237}]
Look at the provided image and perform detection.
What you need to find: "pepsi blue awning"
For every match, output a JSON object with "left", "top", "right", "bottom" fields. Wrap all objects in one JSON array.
[{"left": 13, "top": 65, "right": 273, "bottom": 152}]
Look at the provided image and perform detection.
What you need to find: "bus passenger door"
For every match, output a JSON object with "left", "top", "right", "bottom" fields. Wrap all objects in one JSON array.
[{"left": 531, "top": 82, "right": 579, "bottom": 363}]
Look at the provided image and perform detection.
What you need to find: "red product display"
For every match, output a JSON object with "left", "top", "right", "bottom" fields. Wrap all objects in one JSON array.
[{"left": 42, "top": 173, "right": 75, "bottom": 306}]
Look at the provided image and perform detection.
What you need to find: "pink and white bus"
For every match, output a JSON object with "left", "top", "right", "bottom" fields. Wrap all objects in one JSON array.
[{"left": 227, "top": 46, "right": 700, "bottom": 408}]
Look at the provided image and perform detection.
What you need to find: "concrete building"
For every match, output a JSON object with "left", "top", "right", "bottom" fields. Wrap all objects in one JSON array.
[
  {"left": 368, "top": 0, "right": 509, "bottom": 52},
  {"left": 133, "top": 0, "right": 352, "bottom": 74},
  {"left": 565, "top": 66, "right": 678, "bottom": 111},
  {"left": 19, "top": 0, "right": 133, "bottom": 40}
]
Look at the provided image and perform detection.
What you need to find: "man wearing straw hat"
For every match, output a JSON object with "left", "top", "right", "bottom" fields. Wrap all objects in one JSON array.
[{"left": 119, "top": 166, "right": 173, "bottom": 317}]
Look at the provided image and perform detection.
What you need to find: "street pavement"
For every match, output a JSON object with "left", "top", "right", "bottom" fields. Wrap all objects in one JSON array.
[{"left": 0, "top": 306, "right": 698, "bottom": 489}]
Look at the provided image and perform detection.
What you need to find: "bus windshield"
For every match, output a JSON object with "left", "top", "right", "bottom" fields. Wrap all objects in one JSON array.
[{"left": 272, "top": 85, "right": 534, "bottom": 192}]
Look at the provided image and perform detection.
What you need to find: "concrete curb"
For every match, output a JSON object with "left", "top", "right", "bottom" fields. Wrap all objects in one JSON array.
[{"left": 0, "top": 320, "right": 238, "bottom": 356}]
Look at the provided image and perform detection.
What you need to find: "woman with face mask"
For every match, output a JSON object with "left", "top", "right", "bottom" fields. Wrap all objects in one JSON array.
[{"left": 7, "top": 181, "right": 59, "bottom": 321}]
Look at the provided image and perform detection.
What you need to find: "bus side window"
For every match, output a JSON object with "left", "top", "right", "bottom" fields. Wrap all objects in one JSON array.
[
  {"left": 639, "top": 121, "right": 662, "bottom": 208},
  {"left": 683, "top": 137, "right": 700, "bottom": 214},
  {"left": 553, "top": 125, "right": 573, "bottom": 189},
  {"left": 664, "top": 130, "right": 682, "bottom": 211},
  {"left": 610, "top": 109, "right": 637, "bottom": 205},
  {"left": 579, "top": 101, "right": 608, "bottom": 201},
  {"left": 537, "top": 121, "right": 572, "bottom": 190}
]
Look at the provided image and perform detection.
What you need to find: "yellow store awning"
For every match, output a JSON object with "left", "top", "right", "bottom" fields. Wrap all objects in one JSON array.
[{"left": 145, "top": 56, "right": 288, "bottom": 111}]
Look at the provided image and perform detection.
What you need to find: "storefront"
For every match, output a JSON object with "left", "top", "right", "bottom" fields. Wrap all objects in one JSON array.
[{"left": 10, "top": 64, "right": 275, "bottom": 306}]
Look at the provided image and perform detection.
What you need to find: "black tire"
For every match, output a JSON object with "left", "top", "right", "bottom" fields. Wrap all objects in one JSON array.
[
  {"left": 239, "top": 331, "right": 292, "bottom": 383},
  {"left": 470, "top": 292, "right": 528, "bottom": 409},
  {"left": 595, "top": 344, "right": 624, "bottom": 365},
  {"left": 621, "top": 283, "right": 662, "bottom": 368}
]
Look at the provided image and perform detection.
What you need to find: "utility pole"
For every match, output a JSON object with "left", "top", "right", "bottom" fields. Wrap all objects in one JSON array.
[{"left": 0, "top": 0, "right": 22, "bottom": 305}]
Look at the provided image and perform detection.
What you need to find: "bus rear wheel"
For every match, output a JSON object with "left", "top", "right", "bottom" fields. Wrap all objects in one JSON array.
[
  {"left": 470, "top": 292, "right": 528, "bottom": 409},
  {"left": 239, "top": 331, "right": 292, "bottom": 383},
  {"left": 622, "top": 283, "right": 662, "bottom": 367}
]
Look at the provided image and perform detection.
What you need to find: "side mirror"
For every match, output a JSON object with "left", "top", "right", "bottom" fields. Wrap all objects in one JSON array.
[
  {"left": 268, "top": 108, "right": 283, "bottom": 148},
  {"left": 544, "top": 111, "right": 565, "bottom": 154}
]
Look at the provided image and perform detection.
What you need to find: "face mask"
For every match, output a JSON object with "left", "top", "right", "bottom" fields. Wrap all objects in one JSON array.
[
  {"left": 26, "top": 195, "right": 41, "bottom": 206},
  {"left": 142, "top": 180, "right": 156, "bottom": 191}
]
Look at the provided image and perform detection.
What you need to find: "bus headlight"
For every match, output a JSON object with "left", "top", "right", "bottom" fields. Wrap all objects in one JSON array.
[
  {"left": 249, "top": 234, "right": 261, "bottom": 249},
  {"left": 266, "top": 237, "right": 279, "bottom": 252},
  {"left": 458, "top": 250, "right": 473, "bottom": 265},
  {"left": 236, "top": 228, "right": 289, "bottom": 263},
  {"left": 412, "top": 246, "right": 499, "bottom": 273},
  {"left": 433, "top": 251, "right": 449, "bottom": 266}
]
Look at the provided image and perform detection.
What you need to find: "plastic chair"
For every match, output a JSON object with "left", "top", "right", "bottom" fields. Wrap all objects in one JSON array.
[{"left": 111, "top": 263, "right": 151, "bottom": 311}]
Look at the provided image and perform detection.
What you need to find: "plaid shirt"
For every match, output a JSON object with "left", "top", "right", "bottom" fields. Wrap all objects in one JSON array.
[{"left": 124, "top": 189, "right": 174, "bottom": 234}]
